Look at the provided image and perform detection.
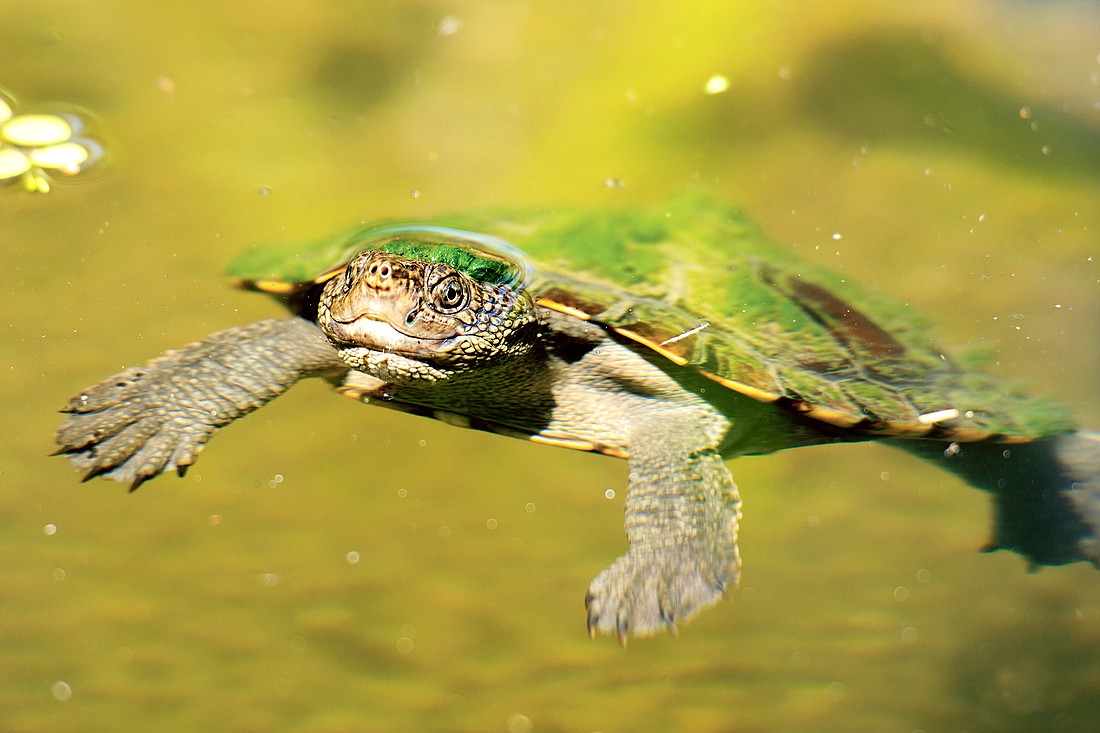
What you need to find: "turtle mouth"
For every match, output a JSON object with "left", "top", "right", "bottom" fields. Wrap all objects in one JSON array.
[{"left": 324, "top": 310, "right": 453, "bottom": 352}]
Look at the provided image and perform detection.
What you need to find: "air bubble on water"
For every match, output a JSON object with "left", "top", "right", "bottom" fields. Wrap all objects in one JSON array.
[
  {"left": 703, "top": 74, "right": 730, "bottom": 95},
  {"left": 506, "top": 713, "right": 533, "bottom": 733},
  {"left": 438, "top": 15, "right": 462, "bottom": 36},
  {"left": 604, "top": 488, "right": 615, "bottom": 499},
  {"left": 346, "top": 551, "right": 360, "bottom": 564},
  {"left": 43, "top": 523, "right": 57, "bottom": 536},
  {"left": 51, "top": 681, "right": 72, "bottom": 702},
  {"left": 524, "top": 502, "right": 536, "bottom": 513},
  {"left": 486, "top": 518, "right": 498, "bottom": 530}
]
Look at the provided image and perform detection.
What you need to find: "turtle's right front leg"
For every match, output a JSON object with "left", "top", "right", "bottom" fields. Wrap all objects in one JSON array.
[
  {"left": 55, "top": 317, "right": 345, "bottom": 489},
  {"left": 584, "top": 406, "right": 742, "bottom": 643}
]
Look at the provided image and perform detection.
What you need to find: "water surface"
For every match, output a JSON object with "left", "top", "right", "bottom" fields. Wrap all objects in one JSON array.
[{"left": 2, "top": 2, "right": 1098, "bottom": 732}]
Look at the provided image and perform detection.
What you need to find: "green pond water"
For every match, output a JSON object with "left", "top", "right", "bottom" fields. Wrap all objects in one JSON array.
[{"left": 2, "top": 2, "right": 1099, "bottom": 732}]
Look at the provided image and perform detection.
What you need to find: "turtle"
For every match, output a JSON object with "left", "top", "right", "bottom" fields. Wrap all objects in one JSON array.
[{"left": 55, "top": 194, "right": 1100, "bottom": 642}]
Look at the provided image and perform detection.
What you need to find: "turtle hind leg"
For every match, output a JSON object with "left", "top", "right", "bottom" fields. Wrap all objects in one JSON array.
[
  {"left": 1049, "top": 432, "right": 1100, "bottom": 565},
  {"left": 55, "top": 317, "right": 344, "bottom": 489},
  {"left": 585, "top": 409, "right": 742, "bottom": 644},
  {"left": 898, "top": 432, "right": 1100, "bottom": 569}
]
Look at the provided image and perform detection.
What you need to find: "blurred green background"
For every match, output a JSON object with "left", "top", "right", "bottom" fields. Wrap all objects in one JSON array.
[{"left": 1, "top": 2, "right": 1098, "bottom": 732}]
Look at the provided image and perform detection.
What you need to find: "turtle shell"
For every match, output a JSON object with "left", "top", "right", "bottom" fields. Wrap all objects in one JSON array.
[{"left": 227, "top": 194, "right": 1072, "bottom": 444}]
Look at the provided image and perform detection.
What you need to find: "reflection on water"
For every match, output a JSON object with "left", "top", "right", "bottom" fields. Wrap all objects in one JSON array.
[{"left": 1, "top": 2, "right": 1098, "bottom": 732}]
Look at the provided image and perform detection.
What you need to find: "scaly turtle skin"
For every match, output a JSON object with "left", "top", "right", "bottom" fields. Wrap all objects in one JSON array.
[{"left": 55, "top": 195, "right": 1100, "bottom": 642}]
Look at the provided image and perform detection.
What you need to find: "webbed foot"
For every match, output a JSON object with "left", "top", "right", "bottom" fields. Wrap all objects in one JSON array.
[
  {"left": 54, "top": 318, "right": 343, "bottom": 489},
  {"left": 585, "top": 540, "right": 740, "bottom": 644},
  {"left": 56, "top": 363, "right": 219, "bottom": 489},
  {"left": 581, "top": 403, "right": 743, "bottom": 643}
]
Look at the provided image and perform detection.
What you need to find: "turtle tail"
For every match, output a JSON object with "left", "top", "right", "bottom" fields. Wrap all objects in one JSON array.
[{"left": 898, "top": 432, "right": 1100, "bottom": 569}]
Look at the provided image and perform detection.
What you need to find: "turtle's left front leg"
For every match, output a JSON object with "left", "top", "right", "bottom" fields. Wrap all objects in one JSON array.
[
  {"left": 55, "top": 317, "right": 345, "bottom": 489},
  {"left": 585, "top": 407, "right": 742, "bottom": 643}
]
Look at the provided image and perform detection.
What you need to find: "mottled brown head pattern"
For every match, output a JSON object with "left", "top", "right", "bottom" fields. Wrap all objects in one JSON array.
[{"left": 318, "top": 250, "right": 540, "bottom": 383}]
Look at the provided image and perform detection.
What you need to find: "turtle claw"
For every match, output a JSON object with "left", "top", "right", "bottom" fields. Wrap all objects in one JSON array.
[
  {"left": 584, "top": 595, "right": 631, "bottom": 646},
  {"left": 81, "top": 464, "right": 112, "bottom": 484},
  {"left": 55, "top": 318, "right": 341, "bottom": 489},
  {"left": 585, "top": 595, "right": 598, "bottom": 640},
  {"left": 584, "top": 546, "right": 738, "bottom": 642},
  {"left": 616, "top": 622, "right": 629, "bottom": 648}
]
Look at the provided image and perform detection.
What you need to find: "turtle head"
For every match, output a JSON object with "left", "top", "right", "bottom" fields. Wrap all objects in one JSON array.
[{"left": 318, "top": 236, "right": 539, "bottom": 384}]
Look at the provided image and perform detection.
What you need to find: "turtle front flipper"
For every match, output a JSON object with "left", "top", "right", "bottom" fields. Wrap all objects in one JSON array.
[
  {"left": 55, "top": 317, "right": 345, "bottom": 489},
  {"left": 585, "top": 408, "right": 742, "bottom": 643}
]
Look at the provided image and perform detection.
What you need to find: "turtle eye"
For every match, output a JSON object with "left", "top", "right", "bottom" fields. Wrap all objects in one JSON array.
[{"left": 432, "top": 275, "right": 469, "bottom": 314}]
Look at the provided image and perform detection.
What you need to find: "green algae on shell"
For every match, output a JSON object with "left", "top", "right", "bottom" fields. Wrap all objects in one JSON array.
[{"left": 227, "top": 195, "right": 1074, "bottom": 443}]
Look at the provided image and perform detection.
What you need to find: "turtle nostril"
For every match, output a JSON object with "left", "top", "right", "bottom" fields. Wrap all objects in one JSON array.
[{"left": 378, "top": 263, "right": 392, "bottom": 279}]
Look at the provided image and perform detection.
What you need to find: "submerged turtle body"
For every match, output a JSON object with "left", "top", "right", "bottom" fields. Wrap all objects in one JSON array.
[{"left": 56, "top": 195, "right": 1100, "bottom": 641}]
